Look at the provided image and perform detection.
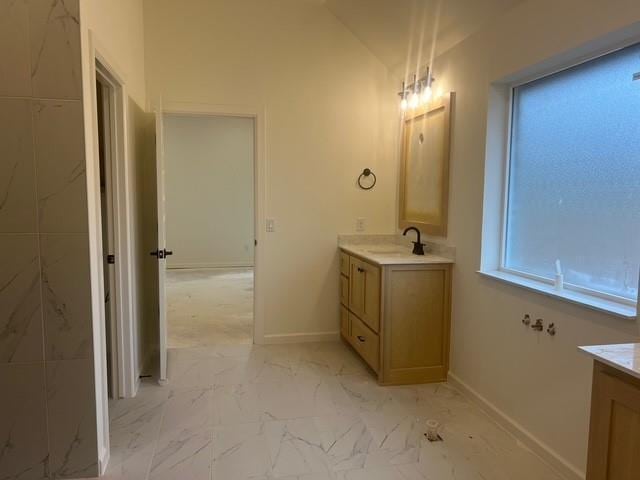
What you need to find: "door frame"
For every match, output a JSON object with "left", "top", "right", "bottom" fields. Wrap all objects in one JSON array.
[
  {"left": 85, "top": 31, "right": 138, "bottom": 401},
  {"left": 95, "top": 72, "right": 120, "bottom": 398},
  {"left": 160, "top": 101, "right": 267, "bottom": 345}
]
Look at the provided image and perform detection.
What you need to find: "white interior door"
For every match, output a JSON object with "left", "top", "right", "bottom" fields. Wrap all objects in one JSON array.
[{"left": 154, "top": 103, "right": 170, "bottom": 384}]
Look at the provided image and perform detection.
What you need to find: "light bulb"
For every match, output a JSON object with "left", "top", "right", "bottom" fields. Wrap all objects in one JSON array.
[
  {"left": 421, "top": 85, "right": 432, "bottom": 104},
  {"left": 400, "top": 97, "right": 408, "bottom": 110},
  {"left": 409, "top": 92, "right": 419, "bottom": 109}
]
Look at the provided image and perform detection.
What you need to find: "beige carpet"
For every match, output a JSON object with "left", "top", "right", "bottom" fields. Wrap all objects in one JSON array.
[{"left": 167, "top": 267, "right": 253, "bottom": 348}]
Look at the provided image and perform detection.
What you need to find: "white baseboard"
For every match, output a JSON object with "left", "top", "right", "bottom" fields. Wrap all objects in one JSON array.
[
  {"left": 167, "top": 262, "right": 254, "bottom": 269},
  {"left": 132, "top": 375, "right": 141, "bottom": 397},
  {"left": 448, "top": 372, "right": 584, "bottom": 480},
  {"left": 261, "top": 331, "right": 340, "bottom": 344},
  {"left": 98, "top": 444, "right": 110, "bottom": 475}
]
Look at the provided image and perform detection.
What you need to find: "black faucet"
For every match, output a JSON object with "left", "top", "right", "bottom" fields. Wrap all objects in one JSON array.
[{"left": 403, "top": 227, "right": 426, "bottom": 255}]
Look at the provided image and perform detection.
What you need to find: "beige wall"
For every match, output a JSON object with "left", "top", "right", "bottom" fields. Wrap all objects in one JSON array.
[
  {"left": 164, "top": 115, "right": 255, "bottom": 269},
  {"left": 81, "top": 0, "right": 147, "bottom": 107},
  {"left": 1, "top": 0, "right": 99, "bottom": 478},
  {"left": 144, "top": 0, "right": 399, "bottom": 339},
  {"left": 407, "top": 1, "right": 640, "bottom": 477}
]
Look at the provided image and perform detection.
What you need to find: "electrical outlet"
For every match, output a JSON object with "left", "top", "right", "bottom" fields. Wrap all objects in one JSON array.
[
  {"left": 356, "top": 217, "right": 366, "bottom": 232},
  {"left": 266, "top": 219, "right": 275, "bottom": 233}
]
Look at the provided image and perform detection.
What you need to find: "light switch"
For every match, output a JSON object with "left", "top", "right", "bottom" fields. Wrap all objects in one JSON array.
[
  {"left": 266, "top": 218, "right": 275, "bottom": 233},
  {"left": 356, "top": 217, "right": 366, "bottom": 232}
]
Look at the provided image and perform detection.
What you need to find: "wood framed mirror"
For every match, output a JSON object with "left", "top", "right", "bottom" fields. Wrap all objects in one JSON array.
[{"left": 398, "top": 92, "right": 454, "bottom": 236}]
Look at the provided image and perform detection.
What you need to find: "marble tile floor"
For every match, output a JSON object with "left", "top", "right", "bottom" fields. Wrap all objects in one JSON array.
[
  {"left": 167, "top": 268, "right": 254, "bottom": 348},
  {"left": 98, "top": 342, "right": 564, "bottom": 480}
]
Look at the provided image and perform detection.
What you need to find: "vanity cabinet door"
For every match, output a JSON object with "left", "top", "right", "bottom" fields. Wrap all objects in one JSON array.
[
  {"left": 349, "top": 257, "right": 380, "bottom": 332},
  {"left": 340, "top": 305, "right": 350, "bottom": 339},
  {"left": 340, "top": 274, "right": 349, "bottom": 307},
  {"left": 587, "top": 362, "right": 640, "bottom": 480},
  {"left": 381, "top": 264, "right": 451, "bottom": 385},
  {"left": 340, "top": 252, "right": 350, "bottom": 276}
]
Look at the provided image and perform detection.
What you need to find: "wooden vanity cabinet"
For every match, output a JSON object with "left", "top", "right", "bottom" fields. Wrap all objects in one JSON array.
[
  {"left": 348, "top": 256, "right": 380, "bottom": 332},
  {"left": 339, "top": 249, "right": 452, "bottom": 385},
  {"left": 340, "top": 275, "right": 349, "bottom": 306},
  {"left": 350, "top": 312, "right": 380, "bottom": 371},
  {"left": 340, "top": 305, "right": 350, "bottom": 338},
  {"left": 382, "top": 264, "right": 451, "bottom": 384},
  {"left": 586, "top": 361, "right": 640, "bottom": 480},
  {"left": 340, "top": 252, "right": 350, "bottom": 276}
]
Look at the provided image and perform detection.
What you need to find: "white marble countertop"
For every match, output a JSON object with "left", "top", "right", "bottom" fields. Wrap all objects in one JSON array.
[
  {"left": 579, "top": 343, "right": 640, "bottom": 380},
  {"left": 339, "top": 243, "right": 454, "bottom": 266}
]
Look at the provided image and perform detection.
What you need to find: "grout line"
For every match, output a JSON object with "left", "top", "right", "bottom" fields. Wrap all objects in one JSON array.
[
  {"left": 0, "top": 94, "right": 82, "bottom": 102},
  {"left": 0, "top": 360, "right": 49, "bottom": 367},
  {"left": 30, "top": 91, "right": 53, "bottom": 480},
  {"left": 22, "top": 2, "right": 54, "bottom": 476},
  {"left": 0, "top": 231, "right": 91, "bottom": 235},
  {"left": 144, "top": 392, "right": 169, "bottom": 480}
]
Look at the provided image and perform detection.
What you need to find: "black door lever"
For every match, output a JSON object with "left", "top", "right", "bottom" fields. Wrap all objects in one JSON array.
[{"left": 150, "top": 248, "right": 173, "bottom": 259}]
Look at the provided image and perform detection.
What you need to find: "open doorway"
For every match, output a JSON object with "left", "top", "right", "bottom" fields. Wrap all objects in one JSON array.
[
  {"left": 95, "top": 66, "right": 119, "bottom": 398},
  {"left": 163, "top": 114, "right": 256, "bottom": 348}
]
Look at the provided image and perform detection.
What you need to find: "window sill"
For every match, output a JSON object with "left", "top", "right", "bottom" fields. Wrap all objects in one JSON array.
[{"left": 478, "top": 269, "right": 637, "bottom": 320}]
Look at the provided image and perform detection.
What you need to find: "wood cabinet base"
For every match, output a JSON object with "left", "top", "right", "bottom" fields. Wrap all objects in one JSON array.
[
  {"left": 586, "top": 361, "right": 640, "bottom": 480},
  {"left": 340, "top": 249, "right": 452, "bottom": 386}
]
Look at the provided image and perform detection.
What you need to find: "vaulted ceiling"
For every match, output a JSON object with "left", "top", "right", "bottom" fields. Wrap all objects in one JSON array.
[{"left": 323, "top": 0, "right": 524, "bottom": 71}]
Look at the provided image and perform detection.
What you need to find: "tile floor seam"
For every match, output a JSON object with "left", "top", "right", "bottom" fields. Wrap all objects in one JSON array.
[{"left": 143, "top": 394, "right": 169, "bottom": 480}]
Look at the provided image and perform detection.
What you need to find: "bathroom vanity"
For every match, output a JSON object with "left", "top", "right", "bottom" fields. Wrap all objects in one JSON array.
[
  {"left": 338, "top": 237, "right": 454, "bottom": 385},
  {"left": 580, "top": 343, "right": 640, "bottom": 479}
]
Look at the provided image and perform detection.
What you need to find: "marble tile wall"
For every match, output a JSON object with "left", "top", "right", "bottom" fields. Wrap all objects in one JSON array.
[{"left": 0, "top": 0, "right": 98, "bottom": 478}]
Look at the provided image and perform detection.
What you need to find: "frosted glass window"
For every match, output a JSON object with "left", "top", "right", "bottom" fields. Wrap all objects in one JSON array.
[{"left": 505, "top": 43, "right": 640, "bottom": 301}]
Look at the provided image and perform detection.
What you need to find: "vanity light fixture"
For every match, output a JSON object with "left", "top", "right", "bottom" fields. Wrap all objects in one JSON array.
[
  {"left": 421, "top": 84, "right": 433, "bottom": 103},
  {"left": 409, "top": 90, "right": 420, "bottom": 109},
  {"left": 398, "top": 68, "right": 435, "bottom": 112},
  {"left": 400, "top": 82, "right": 409, "bottom": 111}
]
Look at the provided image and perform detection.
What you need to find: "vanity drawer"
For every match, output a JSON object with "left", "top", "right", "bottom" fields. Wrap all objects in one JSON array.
[
  {"left": 340, "top": 252, "right": 350, "bottom": 277},
  {"left": 340, "top": 275, "right": 349, "bottom": 306},
  {"left": 350, "top": 312, "right": 379, "bottom": 372},
  {"left": 340, "top": 305, "right": 350, "bottom": 338}
]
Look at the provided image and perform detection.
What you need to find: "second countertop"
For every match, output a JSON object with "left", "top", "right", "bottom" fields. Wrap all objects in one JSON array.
[
  {"left": 339, "top": 243, "right": 454, "bottom": 266},
  {"left": 579, "top": 343, "right": 640, "bottom": 380}
]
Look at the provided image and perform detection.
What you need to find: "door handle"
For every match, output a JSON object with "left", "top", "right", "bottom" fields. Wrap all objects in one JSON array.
[
  {"left": 150, "top": 248, "right": 173, "bottom": 259},
  {"left": 357, "top": 335, "right": 365, "bottom": 342}
]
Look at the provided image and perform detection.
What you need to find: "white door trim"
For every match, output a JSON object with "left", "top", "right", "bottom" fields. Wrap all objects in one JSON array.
[
  {"left": 85, "top": 31, "right": 138, "bottom": 399},
  {"left": 161, "top": 101, "right": 267, "bottom": 344},
  {"left": 95, "top": 73, "right": 120, "bottom": 398}
]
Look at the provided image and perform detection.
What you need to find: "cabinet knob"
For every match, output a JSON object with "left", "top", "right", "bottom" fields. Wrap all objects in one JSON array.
[{"left": 357, "top": 335, "right": 365, "bottom": 342}]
